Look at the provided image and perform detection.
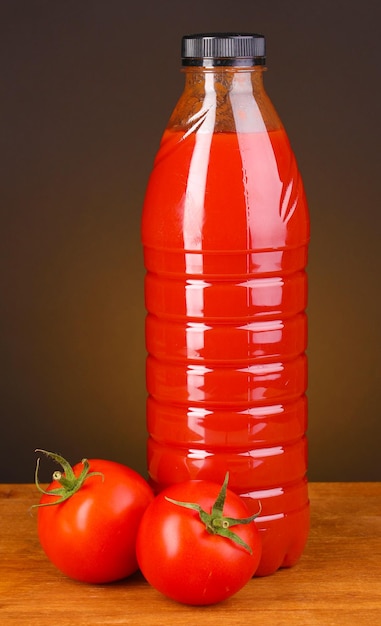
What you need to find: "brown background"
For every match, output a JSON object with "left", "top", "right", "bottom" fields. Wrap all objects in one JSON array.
[{"left": 1, "top": 0, "right": 380, "bottom": 482}]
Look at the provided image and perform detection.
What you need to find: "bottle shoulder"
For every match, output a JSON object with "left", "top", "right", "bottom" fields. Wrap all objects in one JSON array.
[{"left": 167, "top": 70, "right": 283, "bottom": 133}]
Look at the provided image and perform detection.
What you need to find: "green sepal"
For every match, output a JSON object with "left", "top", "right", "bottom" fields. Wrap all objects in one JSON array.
[
  {"left": 165, "top": 472, "right": 261, "bottom": 554},
  {"left": 32, "top": 449, "right": 104, "bottom": 508}
]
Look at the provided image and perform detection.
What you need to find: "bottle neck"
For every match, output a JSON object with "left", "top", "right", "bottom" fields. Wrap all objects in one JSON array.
[
  {"left": 183, "top": 64, "right": 266, "bottom": 87},
  {"left": 167, "top": 66, "right": 282, "bottom": 134}
]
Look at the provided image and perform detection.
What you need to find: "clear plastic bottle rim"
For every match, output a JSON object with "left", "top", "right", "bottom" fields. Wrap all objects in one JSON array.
[{"left": 181, "top": 32, "right": 266, "bottom": 67}]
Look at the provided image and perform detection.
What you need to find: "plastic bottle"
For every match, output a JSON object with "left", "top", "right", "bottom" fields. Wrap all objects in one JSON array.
[{"left": 141, "top": 33, "right": 310, "bottom": 576}]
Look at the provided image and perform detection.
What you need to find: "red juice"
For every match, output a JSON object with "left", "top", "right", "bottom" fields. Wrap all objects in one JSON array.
[{"left": 142, "top": 125, "right": 310, "bottom": 576}]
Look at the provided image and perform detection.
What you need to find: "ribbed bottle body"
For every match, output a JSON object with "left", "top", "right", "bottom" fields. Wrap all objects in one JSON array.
[{"left": 142, "top": 103, "right": 310, "bottom": 575}]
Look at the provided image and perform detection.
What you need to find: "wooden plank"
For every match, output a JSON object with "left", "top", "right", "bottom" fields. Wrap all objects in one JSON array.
[{"left": 0, "top": 483, "right": 380, "bottom": 624}]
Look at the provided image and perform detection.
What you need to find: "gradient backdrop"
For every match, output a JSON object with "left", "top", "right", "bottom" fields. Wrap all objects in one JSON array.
[{"left": 1, "top": 0, "right": 380, "bottom": 482}]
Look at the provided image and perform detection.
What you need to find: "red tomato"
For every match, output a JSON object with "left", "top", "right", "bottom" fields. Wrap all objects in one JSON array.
[
  {"left": 34, "top": 451, "right": 154, "bottom": 583},
  {"left": 136, "top": 476, "right": 262, "bottom": 605}
]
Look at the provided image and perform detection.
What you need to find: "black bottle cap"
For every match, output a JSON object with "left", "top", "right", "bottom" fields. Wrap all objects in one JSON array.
[{"left": 181, "top": 32, "right": 266, "bottom": 67}]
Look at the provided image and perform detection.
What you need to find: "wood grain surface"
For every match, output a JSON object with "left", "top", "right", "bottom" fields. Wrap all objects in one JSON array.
[{"left": 1, "top": 482, "right": 380, "bottom": 625}]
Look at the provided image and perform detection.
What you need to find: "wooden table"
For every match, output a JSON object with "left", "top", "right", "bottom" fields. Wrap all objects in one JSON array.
[{"left": 1, "top": 483, "right": 380, "bottom": 625}]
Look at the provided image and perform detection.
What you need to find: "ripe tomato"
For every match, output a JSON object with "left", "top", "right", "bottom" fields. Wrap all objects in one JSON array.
[
  {"left": 136, "top": 474, "right": 262, "bottom": 605},
  {"left": 34, "top": 450, "right": 154, "bottom": 583}
]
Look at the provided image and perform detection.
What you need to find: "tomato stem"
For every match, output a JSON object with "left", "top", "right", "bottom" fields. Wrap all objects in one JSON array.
[
  {"left": 32, "top": 449, "right": 104, "bottom": 508},
  {"left": 165, "top": 472, "right": 261, "bottom": 554}
]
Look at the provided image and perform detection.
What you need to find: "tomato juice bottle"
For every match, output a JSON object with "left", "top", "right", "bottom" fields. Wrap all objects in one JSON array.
[{"left": 141, "top": 33, "right": 310, "bottom": 576}]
